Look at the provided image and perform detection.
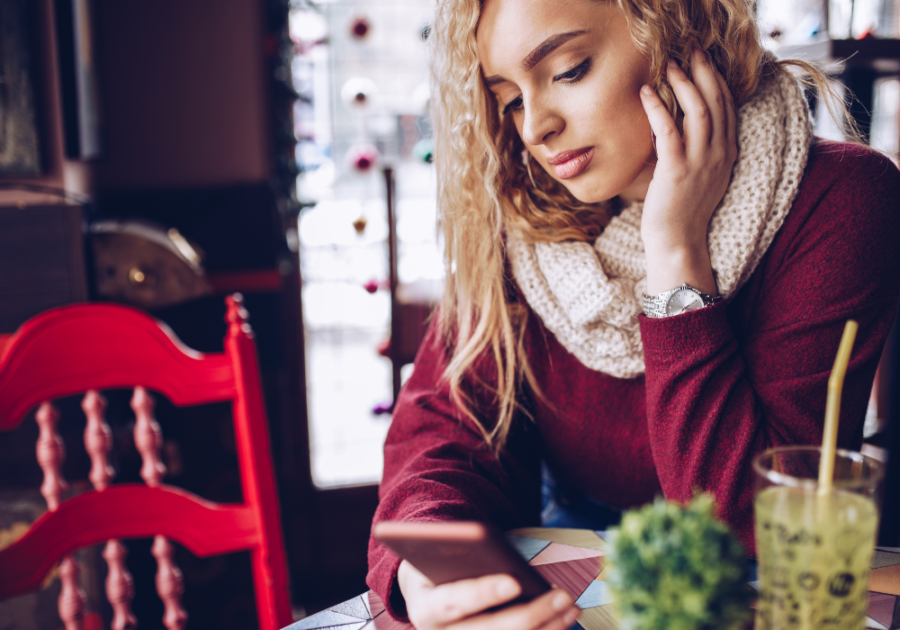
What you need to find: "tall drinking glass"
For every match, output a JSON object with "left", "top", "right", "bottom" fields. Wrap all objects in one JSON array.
[{"left": 753, "top": 446, "right": 884, "bottom": 630}]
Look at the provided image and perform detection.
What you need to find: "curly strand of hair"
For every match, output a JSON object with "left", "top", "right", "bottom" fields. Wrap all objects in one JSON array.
[
  {"left": 778, "top": 58, "right": 866, "bottom": 145},
  {"left": 431, "top": 0, "right": 519, "bottom": 450}
]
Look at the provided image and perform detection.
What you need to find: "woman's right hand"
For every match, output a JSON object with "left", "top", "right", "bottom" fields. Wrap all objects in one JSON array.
[{"left": 397, "top": 560, "right": 581, "bottom": 629}]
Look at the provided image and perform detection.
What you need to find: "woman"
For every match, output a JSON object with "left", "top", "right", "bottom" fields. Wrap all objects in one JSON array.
[{"left": 368, "top": 0, "right": 900, "bottom": 627}]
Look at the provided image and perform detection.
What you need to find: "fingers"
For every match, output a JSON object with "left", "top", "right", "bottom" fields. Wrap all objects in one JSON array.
[
  {"left": 667, "top": 52, "right": 715, "bottom": 153},
  {"left": 451, "top": 588, "right": 580, "bottom": 630},
  {"left": 408, "top": 573, "right": 523, "bottom": 628},
  {"left": 397, "top": 559, "right": 434, "bottom": 598},
  {"left": 640, "top": 84, "right": 684, "bottom": 163},
  {"left": 648, "top": 43, "right": 736, "bottom": 165},
  {"left": 404, "top": 574, "right": 580, "bottom": 630},
  {"left": 714, "top": 69, "right": 737, "bottom": 150}
]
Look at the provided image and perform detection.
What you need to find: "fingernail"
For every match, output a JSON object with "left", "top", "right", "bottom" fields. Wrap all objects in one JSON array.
[
  {"left": 565, "top": 607, "right": 581, "bottom": 624},
  {"left": 496, "top": 578, "right": 519, "bottom": 599},
  {"left": 641, "top": 84, "right": 653, "bottom": 95},
  {"left": 667, "top": 57, "right": 677, "bottom": 69},
  {"left": 553, "top": 592, "right": 572, "bottom": 611}
]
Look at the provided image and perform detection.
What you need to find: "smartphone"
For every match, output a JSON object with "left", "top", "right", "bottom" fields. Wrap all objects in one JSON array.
[{"left": 373, "top": 520, "right": 551, "bottom": 601}]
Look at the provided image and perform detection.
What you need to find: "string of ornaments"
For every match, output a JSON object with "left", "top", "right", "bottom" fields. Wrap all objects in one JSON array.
[
  {"left": 342, "top": 10, "right": 437, "bottom": 416},
  {"left": 342, "top": 12, "right": 434, "bottom": 238}
]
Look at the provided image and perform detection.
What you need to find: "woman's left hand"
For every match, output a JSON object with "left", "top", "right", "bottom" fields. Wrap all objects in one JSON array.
[{"left": 639, "top": 44, "right": 737, "bottom": 296}]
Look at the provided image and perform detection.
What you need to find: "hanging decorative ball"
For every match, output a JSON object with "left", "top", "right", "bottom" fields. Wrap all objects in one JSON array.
[
  {"left": 413, "top": 138, "right": 435, "bottom": 164},
  {"left": 341, "top": 77, "right": 377, "bottom": 110},
  {"left": 352, "top": 216, "right": 368, "bottom": 234},
  {"left": 346, "top": 143, "right": 380, "bottom": 173},
  {"left": 372, "top": 400, "right": 394, "bottom": 415},
  {"left": 350, "top": 16, "right": 370, "bottom": 39},
  {"left": 363, "top": 279, "right": 389, "bottom": 293}
]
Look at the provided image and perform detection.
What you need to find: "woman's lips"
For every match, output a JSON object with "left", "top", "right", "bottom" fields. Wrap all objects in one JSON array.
[{"left": 548, "top": 147, "right": 594, "bottom": 180}]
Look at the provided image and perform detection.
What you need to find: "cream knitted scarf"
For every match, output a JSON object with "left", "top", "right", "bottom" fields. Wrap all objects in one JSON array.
[{"left": 507, "top": 69, "right": 812, "bottom": 378}]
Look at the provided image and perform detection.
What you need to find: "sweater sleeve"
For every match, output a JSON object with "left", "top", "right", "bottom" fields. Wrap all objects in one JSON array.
[
  {"left": 365, "top": 316, "right": 543, "bottom": 621},
  {"left": 639, "top": 144, "right": 900, "bottom": 553}
]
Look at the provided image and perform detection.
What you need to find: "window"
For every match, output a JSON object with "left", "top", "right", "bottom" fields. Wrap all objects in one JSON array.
[{"left": 291, "top": 0, "right": 440, "bottom": 487}]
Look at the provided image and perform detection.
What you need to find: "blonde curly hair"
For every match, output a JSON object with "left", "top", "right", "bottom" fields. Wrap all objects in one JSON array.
[{"left": 430, "top": 0, "right": 856, "bottom": 452}]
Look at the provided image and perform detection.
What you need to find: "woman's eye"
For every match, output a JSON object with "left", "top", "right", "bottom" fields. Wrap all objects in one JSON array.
[
  {"left": 554, "top": 58, "right": 592, "bottom": 83},
  {"left": 500, "top": 58, "right": 592, "bottom": 116},
  {"left": 502, "top": 96, "right": 524, "bottom": 116}
]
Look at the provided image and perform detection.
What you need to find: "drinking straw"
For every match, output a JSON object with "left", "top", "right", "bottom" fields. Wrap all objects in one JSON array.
[{"left": 817, "top": 320, "right": 859, "bottom": 496}]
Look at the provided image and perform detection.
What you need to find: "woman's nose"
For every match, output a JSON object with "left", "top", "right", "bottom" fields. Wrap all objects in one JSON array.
[{"left": 521, "top": 95, "right": 563, "bottom": 146}]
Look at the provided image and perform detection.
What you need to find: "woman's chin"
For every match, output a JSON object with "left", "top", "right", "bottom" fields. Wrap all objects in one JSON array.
[
  {"left": 559, "top": 180, "right": 618, "bottom": 205},
  {"left": 558, "top": 168, "right": 651, "bottom": 205}
]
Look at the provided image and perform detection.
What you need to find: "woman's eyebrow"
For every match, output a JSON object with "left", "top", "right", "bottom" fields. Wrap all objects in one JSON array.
[
  {"left": 483, "top": 30, "right": 588, "bottom": 88},
  {"left": 523, "top": 30, "right": 587, "bottom": 70}
]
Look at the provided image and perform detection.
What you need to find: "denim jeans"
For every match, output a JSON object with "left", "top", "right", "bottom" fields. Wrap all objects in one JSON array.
[{"left": 540, "top": 462, "right": 623, "bottom": 531}]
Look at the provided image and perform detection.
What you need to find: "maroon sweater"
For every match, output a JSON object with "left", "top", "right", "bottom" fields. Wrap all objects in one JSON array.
[{"left": 367, "top": 140, "right": 900, "bottom": 620}]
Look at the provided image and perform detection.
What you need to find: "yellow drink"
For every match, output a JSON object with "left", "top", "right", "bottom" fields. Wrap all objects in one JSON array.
[{"left": 754, "top": 485, "right": 878, "bottom": 629}]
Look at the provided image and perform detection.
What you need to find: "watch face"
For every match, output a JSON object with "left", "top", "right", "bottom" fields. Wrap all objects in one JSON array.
[{"left": 665, "top": 288, "right": 703, "bottom": 316}]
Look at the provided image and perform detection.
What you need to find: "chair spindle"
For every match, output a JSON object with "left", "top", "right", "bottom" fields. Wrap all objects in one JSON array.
[
  {"left": 133, "top": 386, "right": 166, "bottom": 487},
  {"left": 102, "top": 541, "right": 137, "bottom": 630},
  {"left": 82, "top": 391, "right": 113, "bottom": 491},
  {"left": 36, "top": 402, "right": 68, "bottom": 510},
  {"left": 58, "top": 557, "right": 86, "bottom": 630},
  {"left": 152, "top": 536, "right": 188, "bottom": 630},
  {"left": 36, "top": 402, "right": 86, "bottom": 630},
  {"left": 132, "top": 386, "right": 188, "bottom": 630},
  {"left": 83, "top": 391, "right": 137, "bottom": 630}
]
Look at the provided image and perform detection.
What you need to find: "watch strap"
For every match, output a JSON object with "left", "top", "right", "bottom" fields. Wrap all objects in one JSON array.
[{"left": 641, "top": 284, "right": 721, "bottom": 318}]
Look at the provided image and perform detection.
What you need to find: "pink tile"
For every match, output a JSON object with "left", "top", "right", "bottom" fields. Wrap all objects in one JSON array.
[
  {"left": 367, "top": 591, "right": 385, "bottom": 618},
  {"left": 534, "top": 556, "right": 603, "bottom": 600},
  {"left": 531, "top": 542, "right": 604, "bottom": 566},
  {"left": 867, "top": 591, "right": 898, "bottom": 628}
]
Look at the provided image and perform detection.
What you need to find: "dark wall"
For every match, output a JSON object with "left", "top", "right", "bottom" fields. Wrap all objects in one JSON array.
[{"left": 93, "top": 0, "right": 270, "bottom": 190}]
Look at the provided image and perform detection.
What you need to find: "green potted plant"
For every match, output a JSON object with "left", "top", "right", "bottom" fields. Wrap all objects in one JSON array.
[{"left": 607, "top": 495, "right": 753, "bottom": 630}]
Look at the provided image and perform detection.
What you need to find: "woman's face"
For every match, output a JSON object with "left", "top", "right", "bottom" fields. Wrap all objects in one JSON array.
[{"left": 477, "top": 0, "right": 655, "bottom": 203}]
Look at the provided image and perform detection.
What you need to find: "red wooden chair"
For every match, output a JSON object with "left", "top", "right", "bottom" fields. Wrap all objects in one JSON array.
[{"left": 0, "top": 295, "right": 292, "bottom": 630}]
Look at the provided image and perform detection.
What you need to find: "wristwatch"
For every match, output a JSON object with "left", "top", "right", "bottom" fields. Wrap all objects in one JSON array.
[{"left": 642, "top": 283, "right": 722, "bottom": 318}]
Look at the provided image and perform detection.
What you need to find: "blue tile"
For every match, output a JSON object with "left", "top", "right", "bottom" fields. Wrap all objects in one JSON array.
[
  {"left": 285, "top": 610, "right": 365, "bottom": 629},
  {"left": 332, "top": 596, "right": 370, "bottom": 620},
  {"left": 506, "top": 534, "right": 552, "bottom": 561},
  {"left": 320, "top": 623, "right": 367, "bottom": 630},
  {"left": 575, "top": 580, "right": 615, "bottom": 609},
  {"left": 873, "top": 549, "right": 900, "bottom": 569}
]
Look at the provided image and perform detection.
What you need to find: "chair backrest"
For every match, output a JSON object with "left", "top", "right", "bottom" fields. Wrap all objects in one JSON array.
[{"left": 0, "top": 295, "right": 292, "bottom": 630}]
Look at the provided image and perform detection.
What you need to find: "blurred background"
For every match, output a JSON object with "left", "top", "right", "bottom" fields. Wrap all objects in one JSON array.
[{"left": 0, "top": 0, "right": 898, "bottom": 627}]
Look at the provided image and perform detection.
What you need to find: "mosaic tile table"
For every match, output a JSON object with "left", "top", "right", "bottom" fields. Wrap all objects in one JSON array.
[{"left": 285, "top": 528, "right": 900, "bottom": 630}]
